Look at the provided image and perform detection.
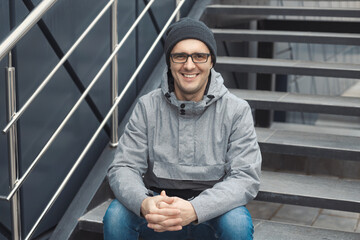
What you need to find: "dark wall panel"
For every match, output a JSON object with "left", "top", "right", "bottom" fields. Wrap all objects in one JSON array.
[
  {"left": 3, "top": 0, "right": 111, "bottom": 237},
  {"left": 137, "top": 0, "right": 174, "bottom": 92},
  {"left": 0, "top": 0, "right": 195, "bottom": 238},
  {"left": 116, "top": 0, "right": 136, "bottom": 122}
]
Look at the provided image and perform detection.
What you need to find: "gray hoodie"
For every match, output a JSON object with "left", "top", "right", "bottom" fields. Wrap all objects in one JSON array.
[{"left": 107, "top": 69, "right": 261, "bottom": 223}]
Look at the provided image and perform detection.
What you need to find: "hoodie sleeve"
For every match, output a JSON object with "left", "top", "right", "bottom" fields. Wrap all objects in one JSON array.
[
  {"left": 107, "top": 100, "right": 149, "bottom": 216},
  {"left": 190, "top": 101, "right": 262, "bottom": 223}
]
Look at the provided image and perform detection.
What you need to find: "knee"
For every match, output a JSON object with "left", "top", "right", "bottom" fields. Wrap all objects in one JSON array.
[
  {"left": 103, "top": 199, "right": 145, "bottom": 239},
  {"left": 213, "top": 206, "right": 254, "bottom": 240},
  {"left": 103, "top": 199, "right": 130, "bottom": 228}
]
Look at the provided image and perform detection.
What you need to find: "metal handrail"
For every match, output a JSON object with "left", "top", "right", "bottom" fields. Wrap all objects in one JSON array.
[
  {"left": 3, "top": 0, "right": 155, "bottom": 202},
  {"left": 1, "top": 0, "right": 114, "bottom": 201},
  {"left": 25, "top": 2, "right": 184, "bottom": 238},
  {"left": 0, "top": 0, "right": 58, "bottom": 61},
  {"left": 2, "top": 0, "right": 114, "bottom": 134},
  {"left": 1, "top": 0, "right": 185, "bottom": 239}
]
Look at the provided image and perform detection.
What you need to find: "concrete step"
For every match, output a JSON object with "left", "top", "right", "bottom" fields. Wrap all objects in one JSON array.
[
  {"left": 77, "top": 171, "right": 360, "bottom": 235},
  {"left": 216, "top": 56, "right": 360, "bottom": 79},
  {"left": 256, "top": 127, "right": 360, "bottom": 161},
  {"left": 257, "top": 171, "right": 360, "bottom": 213},
  {"left": 229, "top": 89, "right": 360, "bottom": 116},
  {"left": 206, "top": 5, "right": 360, "bottom": 18},
  {"left": 78, "top": 209, "right": 360, "bottom": 239},
  {"left": 253, "top": 219, "right": 360, "bottom": 240},
  {"left": 78, "top": 199, "right": 112, "bottom": 234},
  {"left": 271, "top": 122, "right": 360, "bottom": 137},
  {"left": 212, "top": 29, "right": 360, "bottom": 45}
]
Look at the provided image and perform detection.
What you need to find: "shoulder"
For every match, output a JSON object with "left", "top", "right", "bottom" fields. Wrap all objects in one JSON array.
[
  {"left": 220, "top": 91, "right": 251, "bottom": 115},
  {"left": 217, "top": 93, "right": 255, "bottom": 131},
  {"left": 140, "top": 88, "right": 162, "bottom": 99},
  {"left": 138, "top": 88, "right": 163, "bottom": 105},
  {"left": 136, "top": 88, "right": 166, "bottom": 115}
]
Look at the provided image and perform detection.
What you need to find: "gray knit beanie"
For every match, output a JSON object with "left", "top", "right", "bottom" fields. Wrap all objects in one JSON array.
[{"left": 164, "top": 18, "right": 217, "bottom": 66}]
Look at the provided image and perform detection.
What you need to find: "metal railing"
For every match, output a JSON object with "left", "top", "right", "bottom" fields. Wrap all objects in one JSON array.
[
  {"left": 0, "top": 0, "right": 58, "bottom": 62},
  {"left": 0, "top": 0, "right": 185, "bottom": 239}
]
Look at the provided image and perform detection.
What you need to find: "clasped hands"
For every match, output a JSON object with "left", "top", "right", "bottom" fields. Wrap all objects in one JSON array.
[{"left": 140, "top": 190, "right": 197, "bottom": 232}]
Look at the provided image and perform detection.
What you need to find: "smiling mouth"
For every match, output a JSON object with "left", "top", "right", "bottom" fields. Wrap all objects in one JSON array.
[{"left": 182, "top": 73, "right": 198, "bottom": 78}]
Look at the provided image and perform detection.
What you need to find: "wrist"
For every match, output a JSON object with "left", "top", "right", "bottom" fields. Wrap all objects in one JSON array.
[
  {"left": 191, "top": 211, "right": 198, "bottom": 222},
  {"left": 188, "top": 202, "right": 198, "bottom": 222},
  {"left": 140, "top": 197, "right": 150, "bottom": 217}
]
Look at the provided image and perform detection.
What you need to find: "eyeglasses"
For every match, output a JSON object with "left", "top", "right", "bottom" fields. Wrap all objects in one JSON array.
[{"left": 170, "top": 53, "right": 211, "bottom": 63}]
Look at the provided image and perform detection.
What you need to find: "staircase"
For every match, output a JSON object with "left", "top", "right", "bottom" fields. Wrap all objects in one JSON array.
[{"left": 51, "top": 1, "right": 360, "bottom": 239}]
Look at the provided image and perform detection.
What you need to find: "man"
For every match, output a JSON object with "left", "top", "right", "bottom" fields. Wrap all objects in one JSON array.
[{"left": 104, "top": 18, "right": 261, "bottom": 240}]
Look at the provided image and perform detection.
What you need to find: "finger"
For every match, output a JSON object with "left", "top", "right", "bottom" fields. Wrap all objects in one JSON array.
[
  {"left": 145, "top": 213, "right": 179, "bottom": 224},
  {"left": 157, "top": 201, "right": 174, "bottom": 209},
  {"left": 161, "top": 217, "right": 183, "bottom": 227},
  {"left": 146, "top": 215, "right": 182, "bottom": 227},
  {"left": 145, "top": 213, "right": 165, "bottom": 223},
  {"left": 153, "top": 194, "right": 173, "bottom": 205},
  {"left": 160, "top": 190, "right": 167, "bottom": 196},
  {"left": 154, "top": 225, "right": 182, "bottom": 232},
  {"left": 148, "top": 222, "right": 182, "bottom": 232},
  {"left": 162, "top": 196, "right": 175, "bottom": 204},
  {"left": 156, "top": 199, "right": 177, "bottom": 209},
  {"left": 150, "top": 207, "right": 180, "bottom": 216}
]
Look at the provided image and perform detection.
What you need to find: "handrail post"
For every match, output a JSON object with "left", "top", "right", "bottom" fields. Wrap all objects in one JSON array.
[
  {"left": 5, "top": 52, "right": 21, "bottom": 240},
  {"left": 110, "top": 0, "right": 119, "bottom": 147},
  {"left": 176, "top": 0, "right": 181, "bottom": 21}
]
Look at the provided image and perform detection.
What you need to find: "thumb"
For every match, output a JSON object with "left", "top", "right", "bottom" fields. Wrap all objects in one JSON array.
[{"left": 160, "top": 190, "right": 175, "bottom": 204}]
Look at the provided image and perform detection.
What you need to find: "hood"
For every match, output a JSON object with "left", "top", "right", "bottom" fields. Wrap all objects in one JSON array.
[{"left": 161, "top": 68, "right": 228, "bottom": 114}]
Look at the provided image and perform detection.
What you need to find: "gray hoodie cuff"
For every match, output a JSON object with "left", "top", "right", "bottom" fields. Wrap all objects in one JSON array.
[{"left": 190, "top": 197, "right": 211, "bottom": 223}]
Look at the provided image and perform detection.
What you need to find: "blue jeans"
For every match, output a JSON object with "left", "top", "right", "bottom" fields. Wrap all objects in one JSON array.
[{"left": 103, "top": 199, "right": 253, "bottom": 240}]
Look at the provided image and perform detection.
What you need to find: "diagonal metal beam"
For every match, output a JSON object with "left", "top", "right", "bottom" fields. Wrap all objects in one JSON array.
[{"left": 143, "top": 0, "right": 165, "bottom": 46}]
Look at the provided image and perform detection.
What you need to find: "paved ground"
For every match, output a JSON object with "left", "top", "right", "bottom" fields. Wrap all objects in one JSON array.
[{"left": 247, "top": 200, "right": 360, "bottom": 233}]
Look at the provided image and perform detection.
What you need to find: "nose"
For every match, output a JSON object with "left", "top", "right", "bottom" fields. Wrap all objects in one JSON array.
[{"left": 183, "top": 56, "right": 196, "bottom": 70}]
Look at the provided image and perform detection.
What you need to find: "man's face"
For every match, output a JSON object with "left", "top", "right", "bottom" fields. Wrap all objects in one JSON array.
[{"left": 170, "top": 39, "right": 213, "bottom": 102}]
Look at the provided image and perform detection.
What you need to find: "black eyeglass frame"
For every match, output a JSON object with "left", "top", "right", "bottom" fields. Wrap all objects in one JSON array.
[{"left": 170, "top": 53, "right": 211, "bottom": 64}]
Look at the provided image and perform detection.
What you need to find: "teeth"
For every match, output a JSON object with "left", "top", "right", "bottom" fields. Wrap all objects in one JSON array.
[{"left": 183, "top": 74, "right": 196, "bottom": 78}]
